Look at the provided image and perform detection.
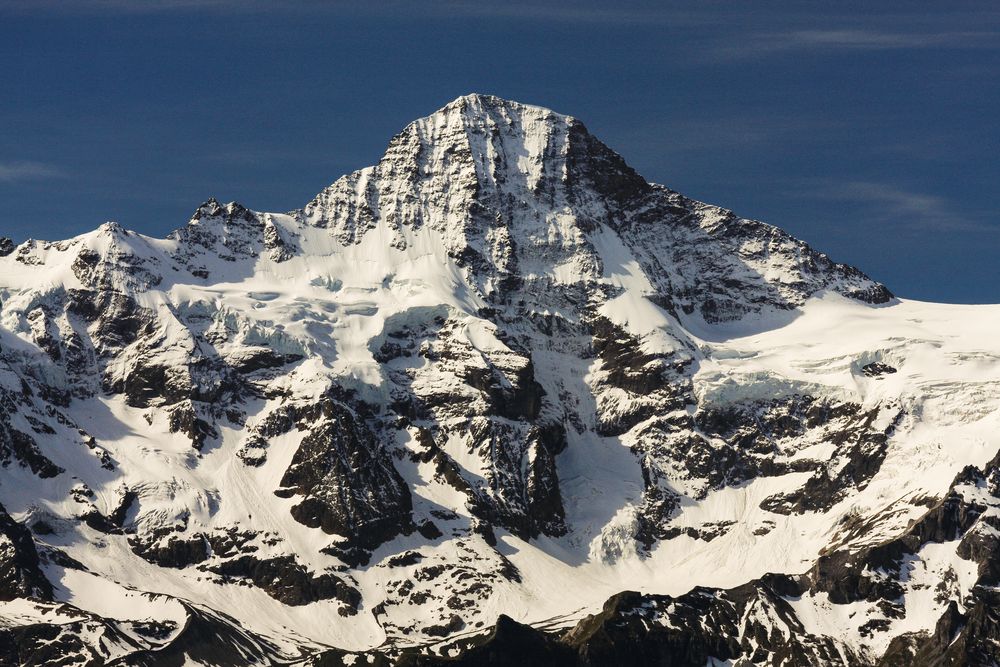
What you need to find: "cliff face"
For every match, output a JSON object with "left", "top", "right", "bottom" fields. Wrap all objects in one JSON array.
[{"left": 1, "top": 95, "right": 997, "bottom": 666}]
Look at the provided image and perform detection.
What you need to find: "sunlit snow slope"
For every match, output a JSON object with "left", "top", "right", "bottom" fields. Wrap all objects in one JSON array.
[{"left": 0, "top": 95, "right": 998, "bottom": 666}]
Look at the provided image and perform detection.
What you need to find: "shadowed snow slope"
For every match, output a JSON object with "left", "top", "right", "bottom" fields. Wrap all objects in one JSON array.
[{"left": 0, "top": 95, "right": 996, "bottom": 666}]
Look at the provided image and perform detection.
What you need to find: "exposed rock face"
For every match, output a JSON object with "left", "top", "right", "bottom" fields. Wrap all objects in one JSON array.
[
  {"left": 0, "top": 94, "right": 997, "bottom": 665},
  {"left": 0, "top": 503, "right": 51, "bottom": 602},
  {"left": 275, "top": 396, "right": 413, "bottom": 561}
]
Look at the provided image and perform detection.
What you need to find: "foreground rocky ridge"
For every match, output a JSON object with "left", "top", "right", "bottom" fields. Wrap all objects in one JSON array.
[{"left": 0, "top": 95, "right": 997, "bottom": 665}]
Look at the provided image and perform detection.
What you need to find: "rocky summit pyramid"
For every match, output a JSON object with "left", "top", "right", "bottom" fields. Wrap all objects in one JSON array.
[{"left": 0, "top": 94, "right": 998, "bottom": 665}]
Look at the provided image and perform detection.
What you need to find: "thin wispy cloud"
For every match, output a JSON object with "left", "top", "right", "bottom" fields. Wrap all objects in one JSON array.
[
  {"left": 614, "top": 115, "right": 850, "bottom": 156},
  {"left": 0, "top": 161, "right": 65, "bottom": 183},
  {"left": 4, "top": 0, "right": 998, "bottom": 50},
  {"left": 408, "top": 1, "right": 713, "bottom": 26},
  {"left": 0, "top": 0, "right": 708, "bottom": 23},
  {"left": 779, "top": 29, "right": 999, "bottom": 50},
  {"left": 718, "top": 29, "right": 1000, "bottom": 60},
  {"left": 0, "top": 0, "right": 272, "bottom": 12},
  {"left": 796, "top": 181, "right": 997, "bottom": 234},
  {"left": 0, "top": 0, "right": 712, "bottom": 26}
]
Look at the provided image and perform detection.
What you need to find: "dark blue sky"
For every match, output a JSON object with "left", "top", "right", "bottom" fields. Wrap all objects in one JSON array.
[{"left": 1, "top": 1, "right": 997, "bottom": 302}]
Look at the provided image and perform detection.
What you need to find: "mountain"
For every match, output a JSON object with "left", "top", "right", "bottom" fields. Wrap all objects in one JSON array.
[{"left": 0, "top": 94, "right": 998, "bottom": 666}]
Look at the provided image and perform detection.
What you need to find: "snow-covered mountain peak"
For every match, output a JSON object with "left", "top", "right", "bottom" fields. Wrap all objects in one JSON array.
[
  {"left": 96, "top": 220, "right": 127, "bottom": 236},
  {"left": 177, "top": 198, "right": 261, "bottom": 242},
  {"left": 188, "top": 197, "right": 254, "bottom": 224},
  {"left": 189, "top": 197, "right": 226, "bottom": 221},
  {"left": 414, "top": 92, "right": 578, "bottom": 146},
  {"left": 295, "top": 94, "right": 648, "bottom": 253},
  {"left": 424, "top": 92, "right": 569, "bottom": 127},
  {"left": 403, "top": 92, "right": 648, "bottom": 206}
]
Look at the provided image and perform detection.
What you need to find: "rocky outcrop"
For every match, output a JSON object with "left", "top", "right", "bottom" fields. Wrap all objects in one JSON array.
[
  {"left": 0, "top": 503, "right": 51, "bottom": 602},
  {"left": 275, "top": 396, "right": 413, "bottom": 559},
  {"left": 203, "top": 554, "right": 361, "bottom": 611}
]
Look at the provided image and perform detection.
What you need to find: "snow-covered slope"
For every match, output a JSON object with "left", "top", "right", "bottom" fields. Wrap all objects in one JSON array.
[{"left": 0, "top": 94, "right": 997, "bottom": 666}]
